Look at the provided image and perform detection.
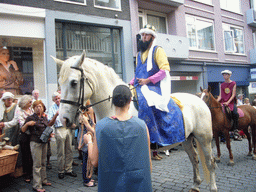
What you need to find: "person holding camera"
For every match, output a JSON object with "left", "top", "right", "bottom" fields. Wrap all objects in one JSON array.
[{"left": 23, "top": 100, "right": 55, "bottom": 192}]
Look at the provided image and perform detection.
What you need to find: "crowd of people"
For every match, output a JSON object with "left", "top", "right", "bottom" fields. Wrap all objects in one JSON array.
[{"left": 0, "top": 89, "right": 81, "bottom": 192}]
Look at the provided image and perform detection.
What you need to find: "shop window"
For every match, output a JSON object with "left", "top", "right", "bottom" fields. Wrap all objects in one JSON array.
[
  {"left": 94, "top": 0, "right": 121, "bottom": 10},
  {"left": 186, "top": 15, "right": 215, "bottom": 51},
  {"left": 220, "top": 0, "right": 241, "bottom": 13},
  {"left": 0, "top": 46, "right": 34, "bottom": 95},
  {"left": 54, "top": 0, "right": 86, "bottom": 5},
  {"left": 139, "top": 10, "right": 167, "bottom": 34},
  {"left": 55, "top": 22, "right": 122, "bottom": 77},
  {"left": 223, "top": 23, "right": 244, "bottom": 54}
]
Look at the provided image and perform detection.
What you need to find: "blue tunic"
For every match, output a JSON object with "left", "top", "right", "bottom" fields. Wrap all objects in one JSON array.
[
  {"left": 96, "top": 116, "right": 152, "bottom": 192},
  {"left": 134, "top": 46, "right": 185, "bottom": 146}
]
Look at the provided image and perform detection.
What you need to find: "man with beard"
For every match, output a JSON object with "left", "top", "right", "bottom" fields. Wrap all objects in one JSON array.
[{"left": 130, "top": 25, "right": 185, "bottom": 160}]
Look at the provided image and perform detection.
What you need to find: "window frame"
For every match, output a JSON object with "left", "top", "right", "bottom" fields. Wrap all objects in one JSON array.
[
  {"left": 222, "top": 23, "right": 245, "bottom": 55},
  {"left": 94, "top": 0, "right": 122, "bottom": 11},
  {"left": 138, "top": 9, "right": 168, "bottom": 34},
  {"left": 54, "top": 0, "right": 87, "bottom": 6},
  {"left": 186, "top": 15, "right": 216, "bottom": 52}
]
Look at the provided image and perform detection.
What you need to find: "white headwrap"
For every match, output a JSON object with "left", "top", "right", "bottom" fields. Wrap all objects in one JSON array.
[
  {"left": 0, "top": 92, "right": 14, "bottom": 121},
  {"left": 139, "top": 24, "right": 157, "bottom": 72}
]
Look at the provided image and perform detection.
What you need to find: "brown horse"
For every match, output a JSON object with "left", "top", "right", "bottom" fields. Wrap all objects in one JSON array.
[{"left": 200, "top": 86, "right": 256, "bottom": 165}]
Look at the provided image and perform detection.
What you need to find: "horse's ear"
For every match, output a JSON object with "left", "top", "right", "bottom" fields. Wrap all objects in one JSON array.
[
  {"left": 72, "top": 50, "right": 86, "bottom": 68},
  {"left": 200, "top": 87, "right": 203, "bottom": 92},
  {"left": 51, "top": 56, "right": 64, "bottom": 66},
  {"left": 208, "top": 85, "right": 211, "bottom": 92}
]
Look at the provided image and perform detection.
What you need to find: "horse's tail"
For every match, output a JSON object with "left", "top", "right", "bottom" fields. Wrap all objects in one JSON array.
[{"left": 195, "top": 138, "right": 210, "bottom": 184}]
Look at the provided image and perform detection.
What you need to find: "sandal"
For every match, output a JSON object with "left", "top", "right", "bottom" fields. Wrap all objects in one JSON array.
[
  {"left": 42, "top": 182, "right": 52, "bottom": 186},
  {"left": 24, "top": 179, "right": 31, "bottom": 183},
  {"left": 83, "top": 181, "right": 97, "bottom": 187},
  {"left": 33, "top": 188, "right": 45, "bottom": 192}
]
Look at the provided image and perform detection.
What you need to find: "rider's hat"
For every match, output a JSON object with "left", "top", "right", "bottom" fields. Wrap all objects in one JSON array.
[
  {"left": 221, "top": 70, "right": 232, "bottom": 75},
  {"left": 139, "top": 24, "right": 157, "bottom": 38}
]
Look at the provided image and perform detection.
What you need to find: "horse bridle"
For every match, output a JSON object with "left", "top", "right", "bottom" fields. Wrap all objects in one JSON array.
[
  {"left": 60, "top": 66, "right": 137, "bottom": 116},
  {"left": 204, "top": 92, "right": 222, "bottom": 109}
]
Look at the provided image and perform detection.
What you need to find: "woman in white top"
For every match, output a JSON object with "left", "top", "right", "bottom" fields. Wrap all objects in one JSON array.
[{"left": 18, "top": 95, "right": 34, "bottom": 183}]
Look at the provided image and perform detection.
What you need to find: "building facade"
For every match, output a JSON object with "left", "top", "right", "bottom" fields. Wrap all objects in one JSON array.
[
  {"left": 0, "top": 0, "right": 133, "bottom": 108},
  {"left": 1, "top": 0, "right": 255, "bottom": 106},
  {"left": 129, "top": 0, "right": 253, "bottom": 98}
]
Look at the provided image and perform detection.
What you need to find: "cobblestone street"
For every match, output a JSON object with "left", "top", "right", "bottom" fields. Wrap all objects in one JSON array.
[{"left": 1, "top": 138, "right": 256, "bottom": 192}]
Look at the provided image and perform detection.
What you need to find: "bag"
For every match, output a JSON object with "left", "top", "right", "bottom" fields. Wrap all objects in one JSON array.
[{"left": 40, "top": 126, "right": 53, "bottom": 143}]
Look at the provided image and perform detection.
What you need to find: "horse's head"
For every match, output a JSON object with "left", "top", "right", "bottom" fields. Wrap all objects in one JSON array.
[
  {"left": 200, "top": 86, "right": 212, "bottom": 107},
  {"left": 52, "top": 51, "right": 95, "bottom": 127}
]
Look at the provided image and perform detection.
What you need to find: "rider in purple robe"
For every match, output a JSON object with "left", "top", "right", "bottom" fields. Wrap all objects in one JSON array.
[{"left": 130, "top": 25, "right": 185, "bottom": 160}]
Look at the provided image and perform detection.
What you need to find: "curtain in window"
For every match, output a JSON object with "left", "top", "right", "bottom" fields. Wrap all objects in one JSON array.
[
  {"left": 224, "top": 31, "right": 234, "bottom": 52},
  {"left": 233, "top": 29, "right": 244, "bottom": 53},
  {"left": 187, "top": 24, "right": 197, "bottom": 48}
]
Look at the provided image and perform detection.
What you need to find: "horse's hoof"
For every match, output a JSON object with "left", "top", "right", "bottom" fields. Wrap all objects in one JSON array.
[
  {"left": 252, "top": 155, "right": 256, "bottom": 160},
  {"left": 227, "top": 161, "right": 235, "bottom": 166},
  {"left": 215, "top": 158, "right": 220, "bottom": 163}
]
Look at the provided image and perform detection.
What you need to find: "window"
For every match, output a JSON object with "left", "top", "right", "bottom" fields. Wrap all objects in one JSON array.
[
  {"left": 54, "top": 0, "right": 86, "bottom": 5},
  {"left": 192, "top": 0, "right": 212, "bottom": 5},
  {"left": 55, "top": 22, "right": 123, "bottom": 77},
  {"left": 94, "top": 0, "right": 121, "bottom": 11},
  {"left": 139, "top": 10, "right": 167, "bottom": 34},
  {"left": 253, "top": 31, "right": 256, "bottom": 49},
  {"left": 186, "top": 15, "right": 215, "bottom": 51},
  {"left": 223, "top": 23, "right": 244, "bottom": 54},
  {"left": 220, "top": 0, "right": 241, "bottom": 13}
]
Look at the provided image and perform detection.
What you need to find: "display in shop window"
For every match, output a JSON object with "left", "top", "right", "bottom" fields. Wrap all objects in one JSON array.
[{"left": 0, "top": 46, "right": 34, "bottom": 95}]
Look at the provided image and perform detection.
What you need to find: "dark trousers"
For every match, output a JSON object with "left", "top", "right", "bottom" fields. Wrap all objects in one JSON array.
[
  {"left": 82, "top": 151, "right": 90, "bottom": 184},
  {"left": 19, "top": 132, "right": 33, "bottom": 177},
  {"left": 232, "top": 104, "right": 239, "bottom": 130}
]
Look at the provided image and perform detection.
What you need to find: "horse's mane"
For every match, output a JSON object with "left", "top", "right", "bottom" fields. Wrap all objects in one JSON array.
[{"left": 59, "top": 56, "right": 123, "bottom": 86}]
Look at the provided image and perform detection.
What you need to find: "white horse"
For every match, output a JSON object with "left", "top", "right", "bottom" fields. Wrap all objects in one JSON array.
[{"left": 53, "top": 52, "right": 217, "bottom": 192}]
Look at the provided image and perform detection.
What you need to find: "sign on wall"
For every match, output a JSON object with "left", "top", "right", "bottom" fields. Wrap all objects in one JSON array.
[{"left": 250, "top": 68, "right": 256, "bottom": 79}]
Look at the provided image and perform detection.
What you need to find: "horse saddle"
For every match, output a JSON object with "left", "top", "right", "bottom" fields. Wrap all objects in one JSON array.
[{"left": 222, "top": 105, "right": 244, "bottom": 119}]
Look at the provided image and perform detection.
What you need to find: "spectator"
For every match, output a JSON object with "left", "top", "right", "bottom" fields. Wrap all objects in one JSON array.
[
  {"left": 48, "top": 92, "right": 77, "bottom": 179},
  {"left": 32, "top": 89, "right": 40, "bottom": 102},
  {"left": 18, "top": 95, "right": 34, "bottom": 183},
  {"left": 244, "top": 98, "right": 251, "bottom": 106},
  {"left": 23, "top": 100, "right": 54, "bottom": 192},
  {"left": 78, "top": 100, "right": 96, "bottom": 187},
  {"left": 0, "top": 92, "right": 20, "bottom": 145},
  {"left": 32, "top": 89, "right": 51, "bottom": 169},
  {"left": 84, "top": 85, "right": 152, "bottom": 192},
  {"left": 237, "top": 94, "right": 243, "bottom": 106}
]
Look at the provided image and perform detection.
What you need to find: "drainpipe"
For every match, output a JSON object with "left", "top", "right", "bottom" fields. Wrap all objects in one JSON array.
[{"left": 203, "top": 62, "right": 208, "bottom": 89}]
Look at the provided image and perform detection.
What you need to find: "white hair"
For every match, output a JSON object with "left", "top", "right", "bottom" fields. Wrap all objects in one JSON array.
[
  {"left": 32, "top": 89, "right": 39, "bottom": 95},
  {"left": 52, "top": 92, "right": 61, "bottom": 101},
  {"left": 18, "top": 95, "right": 33, "bottom": 109}
]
